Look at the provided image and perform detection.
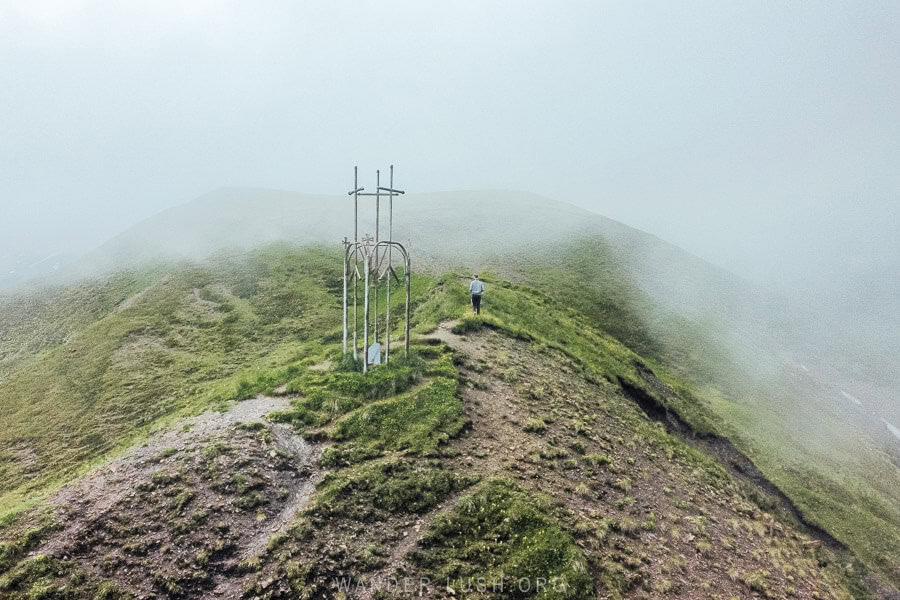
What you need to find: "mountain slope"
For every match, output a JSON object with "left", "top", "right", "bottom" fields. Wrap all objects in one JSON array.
[
  {"left": 46, "top": 187, "right": 898, "bottom": 422},
  {"left": 0, "top": 250, "right": 877, "bottom": 598}
]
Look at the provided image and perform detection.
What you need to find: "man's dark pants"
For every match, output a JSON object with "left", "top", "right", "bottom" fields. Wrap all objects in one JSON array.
[{"left": 472, "top": 294, "right": 482, "bottom": 314}]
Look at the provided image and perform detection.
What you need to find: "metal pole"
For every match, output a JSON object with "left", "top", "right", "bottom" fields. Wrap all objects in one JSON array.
[
  {"left": 385, "top": 251, "right": 391, "bottom": 364},
  {"left": 373, "top": 170, "right": 380, "bottom": 346},
  {"left": 354, "top": 166, "right": 358, "bottom": 244},
  {"left": 386, "top": 166, "right": 393, "bottom": 363},
  {"left": 353, "top": 167, "right": 359, "bottom": 360},
  {"left": 389, "top": 165, "right": 394, "bottom": 265},
  {"left": 344, "top": 166, "right": 406, "bottom": 367},
  {"left": 353, "top": 254, "right": 359, "bottom": 360},
  {"left": 405, "top": 253, "right": 411, "bottom": 357},
  {"left": 373, "top": 275, "right": 378, "bottom": 346},
  {"left": 342, "top": 239, "right": 348, "bottom": 355},
  {"left": 363, "top": 251, "right": 370, "bottom": 375},
  {"left": 375, "top": 170, "right": 380, "bottom": 245}
]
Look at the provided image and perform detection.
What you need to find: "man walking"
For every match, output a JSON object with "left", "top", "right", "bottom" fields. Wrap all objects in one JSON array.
[{"left": 469, "top": 274, "right": 485, "bottom": 314}]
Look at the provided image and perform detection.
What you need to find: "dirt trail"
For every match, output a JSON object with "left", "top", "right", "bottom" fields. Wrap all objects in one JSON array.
[
  {"left": 346, "top": 322, "right": 524, "bottom": 598},
  {"left": 348, "top": 321, "right": 544, "bottom": 599},
  {"left": 115, "top": 275, "right": 170, "bottom": 313},
  {"left": 236, "top": 420, "right": 323, "bottom": 561}
]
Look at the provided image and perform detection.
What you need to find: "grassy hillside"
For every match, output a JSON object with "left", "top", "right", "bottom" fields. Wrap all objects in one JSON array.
[
  {"left": 0, "top": 244, "right": 897, "bottom": 597},
  {"left": 0, "top": 246, "right": 346, "bottom": 514}
]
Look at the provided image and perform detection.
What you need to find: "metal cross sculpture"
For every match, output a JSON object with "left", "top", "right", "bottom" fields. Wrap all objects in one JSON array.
[{"left": 343, "top": 165, "right": 411, "bottom": 374}]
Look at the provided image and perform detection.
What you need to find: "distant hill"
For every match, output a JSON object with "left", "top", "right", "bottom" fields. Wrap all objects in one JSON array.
[
  {"left": 46, "top": 188, "right": 763, "bottom": 353},
  {"left": 58, "top": 188, "right": 633, "bottom": 275}
]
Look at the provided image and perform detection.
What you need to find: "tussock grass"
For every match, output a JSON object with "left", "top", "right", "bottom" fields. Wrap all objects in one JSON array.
[
  {"left": 314, "top": 457, "right": 477, "bottom": 520},
  {"left": 332, "top": 376, "right": 467, "bottom": 455},
  {"left": 414, "top": 479, "right": 595, "bottom": 600}
]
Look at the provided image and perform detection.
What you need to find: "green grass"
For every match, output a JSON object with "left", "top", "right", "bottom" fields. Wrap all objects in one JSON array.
[
  {"left": 0, "top": 517, "right": 56, "bottom": 575},
  {"left": 332, "top": 376, "right": 466, "bottom": 453},
  {"left": 413, "top": 479, "right": 595, "bottom": 600},
  {"left": 0, "top": 553, "right": 129, "bottom": 600},
  {"left": 269, "top": 348, "right": 428, "bottom": 423},
  {"left": 272, "top": 343, "right": 469, "bottom": 471},
  {"left": 314, "top": 457, "right": 477, "bottom": 520},
  {"left": 0, "top": 268, "right": 165, "bottom": 379}
]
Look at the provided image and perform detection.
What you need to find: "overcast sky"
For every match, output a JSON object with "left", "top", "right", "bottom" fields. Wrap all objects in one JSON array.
[{"left": 1, "top": 0, "right": 897, "bottom": 288}]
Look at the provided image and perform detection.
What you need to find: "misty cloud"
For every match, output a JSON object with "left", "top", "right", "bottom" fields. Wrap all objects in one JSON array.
[{"left": 1, "top": 1, "right": 897, "bottom": 380}]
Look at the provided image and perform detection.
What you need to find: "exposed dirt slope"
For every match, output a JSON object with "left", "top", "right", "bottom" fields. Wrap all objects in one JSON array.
[
  {"left": 17, "top": 395, "right": 321, "bottom": 599},
  {"left": 419, "top": 324, "right": 853, "bottom": 599}
]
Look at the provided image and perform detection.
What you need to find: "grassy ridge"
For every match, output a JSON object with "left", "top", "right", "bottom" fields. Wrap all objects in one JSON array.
[
  {"left": 411, "top": 270, "right": 900, "bottom": 589},
  {"left": 414, "top": 272, "right": 723, "bottom": 436},
  {"left": 523, "top": 236, "right": 743, "bottom": 389},
  {"left": 463, "top": 239, "right": 900, "bottom": 589},
  {"left": 0, "top": 243, "right": 897, "bottom": 590},
  {"left": 0, "top": 243, "right": 438, "bottom": 519}
]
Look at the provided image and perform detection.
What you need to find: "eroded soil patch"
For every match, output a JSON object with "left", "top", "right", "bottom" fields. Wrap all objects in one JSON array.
[{"left": 26, "top": 395, "right": 320, "bottom": 599}]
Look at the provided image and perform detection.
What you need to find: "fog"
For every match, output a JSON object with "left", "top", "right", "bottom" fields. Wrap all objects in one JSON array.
[{"left": 1, "top": 2, "right": 898, "bottom": 343}]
